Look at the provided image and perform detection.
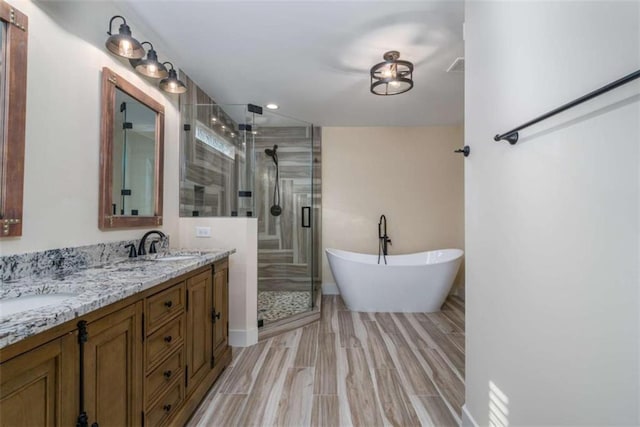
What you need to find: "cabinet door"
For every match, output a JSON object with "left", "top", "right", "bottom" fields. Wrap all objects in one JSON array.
[
  {"left": 186, "top": 269, "right": 212, "bottom": 394},
  {"left": 212, "top": 261, "right": 229, "bottom": 359},
  {"left": 0, "top": 333, "right": 76, "bottom": 427},
  {"left": 84, "top": 302, "right": 143, "bottom": 427}
]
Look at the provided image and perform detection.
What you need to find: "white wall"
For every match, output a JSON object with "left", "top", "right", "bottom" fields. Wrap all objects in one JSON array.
[
  {"left": 178, "top": 218, "right": 258, "bottom": 347},
  {"left": 322, "top": 126, "right": 465, "bottom": 294},
  {"left": 1, "top": 0, "right": 181, "bottom": 256},
  {"left": 465, "top": 2, "right": 639, "bottom": 425}
]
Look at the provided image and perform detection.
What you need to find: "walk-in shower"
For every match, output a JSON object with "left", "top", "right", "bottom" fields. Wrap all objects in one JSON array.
[{"left": 180, "top": 101, "right": 320, "bottom": 326}]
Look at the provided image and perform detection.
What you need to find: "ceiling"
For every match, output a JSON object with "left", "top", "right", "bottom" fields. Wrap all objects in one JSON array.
[{"left": 43, "top": 1, "right": 465, "bottom": 127}]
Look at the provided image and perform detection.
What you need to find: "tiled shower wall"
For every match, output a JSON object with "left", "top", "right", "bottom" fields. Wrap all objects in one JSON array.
[{"left": 178, "top": 72, "right": 322, "bottom": 289}]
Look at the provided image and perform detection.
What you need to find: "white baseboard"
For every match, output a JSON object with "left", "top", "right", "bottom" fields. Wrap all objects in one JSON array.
[
  {"left": 321, "top": 282, "right": 340, "bottom": 295},
  {"left": 228, "top": 327, "right": 258, "bottom": 347},
  {"left": 461, "top": 404, "right": 479, "bottom": 427}
]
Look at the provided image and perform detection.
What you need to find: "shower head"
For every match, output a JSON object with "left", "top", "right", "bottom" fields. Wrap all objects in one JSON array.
[{"left": 264, "top": 144, "right": 278, "bottom": 157}]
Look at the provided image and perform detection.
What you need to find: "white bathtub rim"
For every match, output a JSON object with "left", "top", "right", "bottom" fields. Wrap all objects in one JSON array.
[{"left": 325, "top": 247, "right": 464, "bottom": 266}]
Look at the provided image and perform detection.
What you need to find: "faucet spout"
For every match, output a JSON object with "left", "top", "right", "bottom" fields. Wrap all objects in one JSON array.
[
  {"left": 138, "top": 230, "right": 166, "bottom": 256},
  {"left": 378, "top": 215, "right": 391, "bottom": 264}
]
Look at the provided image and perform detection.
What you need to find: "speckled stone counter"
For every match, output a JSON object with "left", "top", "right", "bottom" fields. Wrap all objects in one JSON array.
[{"left": 0, "top": 247, "right": 235, "bottom": 349}]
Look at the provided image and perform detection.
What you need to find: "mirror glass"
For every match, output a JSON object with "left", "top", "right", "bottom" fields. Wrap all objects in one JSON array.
[
  {"left": 111, "top": 88, "right": 156, "bottom": 217},
  {"left": 99, "top": 67, "right": 164, "bottom": 230}
]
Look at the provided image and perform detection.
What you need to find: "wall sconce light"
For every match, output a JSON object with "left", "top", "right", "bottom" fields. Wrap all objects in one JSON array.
[
  {"left": 129, "top": 42, "right": 168, "bottom": 79},
  {"left": 370, "top": 51, "right": 414, "bottom": 96},
  {"left": 159, "top": 62, "right": 187, "bottom": 94},
  {"left": 105, "top": 16, "right": 187, "bottom": 96},
  {"left": 105, "top": 15, "right": 145, "bottom": 59}
]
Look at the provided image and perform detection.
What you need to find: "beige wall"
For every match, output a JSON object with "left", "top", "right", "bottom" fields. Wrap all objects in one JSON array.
[
  {"left": 178, "top": 218, "right": 258, "bottom": 347},
  {"left": 1, "top": 1, "right": 180, "bottom": 256},
  {"left": 321, "top": 126, "right": 465, "bottom": 294}
]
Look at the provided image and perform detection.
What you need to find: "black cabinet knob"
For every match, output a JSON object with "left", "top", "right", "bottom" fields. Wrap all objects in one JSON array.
[
  {"left": 163, "top": 404, "right": 172, "bottom": 412},
  {"left": 164, "top": 335, "right": 172, "bottom": 343},
  {"left": 163, "top": 370, "right": 172, "bottom": 379},
  {"left": 164, "top": 300, "right": 173, "bottom": 308}
]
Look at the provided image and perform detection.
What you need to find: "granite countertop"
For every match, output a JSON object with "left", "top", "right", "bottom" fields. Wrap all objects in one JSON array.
[{"left": 0, "top": 248, "right": 235, "bottom": 349}]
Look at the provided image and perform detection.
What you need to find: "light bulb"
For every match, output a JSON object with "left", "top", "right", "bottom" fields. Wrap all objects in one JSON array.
[
  {"left": 119, "top": 39, "right": 132, "bottom": 56},
  {"left": 390, "top": 80, "right": 400, "bottom": 87},
  {"left": 169, "top": 81, "right": 177, "bottom": 89},
  {"left": 148, "top": 63, "right": 157, "bottom": 74}
]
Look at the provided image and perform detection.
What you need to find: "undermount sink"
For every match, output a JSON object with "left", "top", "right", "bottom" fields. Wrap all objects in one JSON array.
[
  {"left": 154, "top": 255, "right": 199, "bottom": 262},
  {"left": 0, "top": 293, "right": 77, "bottom": 317}
]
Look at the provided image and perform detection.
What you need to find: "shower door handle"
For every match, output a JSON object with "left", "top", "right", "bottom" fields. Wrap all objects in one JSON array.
[{"left": 301, "top": 206, "right": 311, "bottom": 228}]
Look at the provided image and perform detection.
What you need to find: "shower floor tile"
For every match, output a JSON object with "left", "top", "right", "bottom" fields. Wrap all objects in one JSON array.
[{"left": 258, "top": 290, "right": 311, "bottom": 323}]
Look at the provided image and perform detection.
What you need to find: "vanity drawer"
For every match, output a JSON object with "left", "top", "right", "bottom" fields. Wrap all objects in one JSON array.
[
  {"left": 146, "top": 315, "right": 184, "bottom": 370},
  {"left": 146, "top": 282, "right": 185, "bottom": 333},
  {"left": 145, "top": 348, "right": 184, "bottom": 406},
  {"left": 145, "top": 377, "right": 184, "bottom": 427}
]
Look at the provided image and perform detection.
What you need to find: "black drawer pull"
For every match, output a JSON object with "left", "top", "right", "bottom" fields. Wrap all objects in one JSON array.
[
  {"left": 164, "top": 335, "right": 172, "bottom": 343},
  {"left": 164, "top": 300, "right": 173, "bottom": 308},
  {"left": 163, "top": 370, "right": 172, "bottom": 379},
  {"left": 163, "top": 404, "right": 172, "bottom": 412}
]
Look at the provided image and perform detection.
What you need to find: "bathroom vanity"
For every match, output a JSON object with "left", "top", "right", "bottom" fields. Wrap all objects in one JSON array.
[{"left": 0, "top": 248, "right": 233, "bottom": 427}]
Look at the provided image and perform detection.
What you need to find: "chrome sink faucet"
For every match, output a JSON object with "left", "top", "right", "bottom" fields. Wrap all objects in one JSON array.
[{"left": 138, "top": 230, "right": 166, "bottom": 256}]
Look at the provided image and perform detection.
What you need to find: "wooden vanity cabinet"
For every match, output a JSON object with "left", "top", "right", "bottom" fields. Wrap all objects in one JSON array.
[
  {"left": 0, "top": 257, "right": 231, "bottom": 427},
  {"left": 185, "top": 269, "right": 213, "bottom": 395},
  {"left": 0, "top": 332, "right": 76, "bottom": 426},
  {"left": 83, "top": 302, "right": 143, "bottom": 427},
  {"left": 212, "top": 258, "right": 229, "bottom": 360}
]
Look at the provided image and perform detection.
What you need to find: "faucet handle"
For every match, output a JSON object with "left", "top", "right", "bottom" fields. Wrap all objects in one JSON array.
[
  {"left": 124, "top": 244, "right": 137, "bottom": 258},
  {"left": 149, "top": 240, "right": 160, "bottom": 254}
]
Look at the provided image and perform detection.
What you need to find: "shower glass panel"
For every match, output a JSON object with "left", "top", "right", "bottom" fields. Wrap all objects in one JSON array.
[
  {"left": 180, "top": 104, "right": 255, "bottom": 217},
  {"left": 255, "top": 111, "right": 314, "bottom": 325},
  {"left": 180, "top": 103, "right": 316, "bottom": 326}
]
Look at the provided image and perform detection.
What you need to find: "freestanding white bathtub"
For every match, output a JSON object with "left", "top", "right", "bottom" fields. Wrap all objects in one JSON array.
[{"left": 325, "top": 248, "right": 463, "bottom": 313}]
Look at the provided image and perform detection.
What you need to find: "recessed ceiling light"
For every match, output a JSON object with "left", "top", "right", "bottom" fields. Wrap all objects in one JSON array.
[
  {"left": 221, "top": 125, "right": 226, "bottom": 129},
  {"left": 265, "top": 103, "right": 279, "bottom": 110},
  {"left": 211, "top": 117, "right": 217, "bottom": 122}
]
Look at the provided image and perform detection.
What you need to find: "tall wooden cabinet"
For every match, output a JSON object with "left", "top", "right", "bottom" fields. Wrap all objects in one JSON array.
[{"left": 0, "top": 257, "right": 231, "bottom": 427}]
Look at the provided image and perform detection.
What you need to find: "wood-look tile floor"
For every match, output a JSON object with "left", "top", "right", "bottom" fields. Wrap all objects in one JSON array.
[{"left": 188, "top": 295, "right": 465, "bottom": 427}]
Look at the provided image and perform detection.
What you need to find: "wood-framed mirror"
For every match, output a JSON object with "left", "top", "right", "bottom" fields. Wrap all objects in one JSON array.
[
  {"left": 99, "top": 67, "right": 164, "bottom": 229},
  {"left": 0, "top": 1, "right": 28, "bottom": 238}
]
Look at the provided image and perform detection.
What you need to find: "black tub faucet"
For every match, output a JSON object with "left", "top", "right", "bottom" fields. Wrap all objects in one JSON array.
[
  {"left": 138, "top": 230, "right": 166, "bottom": 256},
  {"left": 378, "top": 215, "right": 392, "bottom": 264}
]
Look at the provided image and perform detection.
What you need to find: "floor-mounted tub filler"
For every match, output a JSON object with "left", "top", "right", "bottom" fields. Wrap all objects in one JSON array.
[{"left": 325, "top": 248, "right": 463, "bottom": 312}]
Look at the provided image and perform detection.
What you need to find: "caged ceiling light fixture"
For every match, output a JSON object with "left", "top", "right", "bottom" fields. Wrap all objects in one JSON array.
[{"left": 370, "top": 51, "right": 414, "bottom": 96}]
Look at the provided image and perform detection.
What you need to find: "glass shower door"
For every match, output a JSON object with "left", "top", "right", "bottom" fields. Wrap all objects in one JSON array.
[{"left": 255, "top": 111, "right": 315, "bottom": 325}]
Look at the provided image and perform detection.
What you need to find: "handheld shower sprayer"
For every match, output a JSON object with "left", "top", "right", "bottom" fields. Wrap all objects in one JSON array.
[{"left": 265, "top": 145, "right": 282, "bottom": 216}]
